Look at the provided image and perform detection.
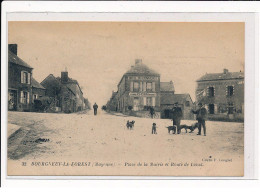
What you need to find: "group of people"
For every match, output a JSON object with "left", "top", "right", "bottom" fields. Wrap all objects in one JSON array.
[
  {"left": 93, "top": 101, "right": 207, "bottom": 136},
  {"left": 171, "top": 102, "right": 207, "bottom": 136}
]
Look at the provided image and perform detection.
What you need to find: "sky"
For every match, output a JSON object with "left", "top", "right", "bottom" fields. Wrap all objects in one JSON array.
[{"left": 8, "top": 22, "right": 244, "bottom": 106}]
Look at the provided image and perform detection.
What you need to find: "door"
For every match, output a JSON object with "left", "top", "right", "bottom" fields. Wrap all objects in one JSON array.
[
  {"left": 164, "top": 109, "right": 170, "bottom": 118},
  {"left": 209, "top": 104, "right": 215, "bottom": 114},
  {"left": 133, "top": 97, "right": 139, "bottom": 111},
  {"left": 8, "top": 90, "right": 17, "bottom": 110}
]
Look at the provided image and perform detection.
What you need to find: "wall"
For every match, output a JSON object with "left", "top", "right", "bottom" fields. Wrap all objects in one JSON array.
[
  {"left": 196, "top": 78, "right": 244, "bottom": 120},
  {"left": 8, "top": 63, "right": 33, "bottom": 111}
]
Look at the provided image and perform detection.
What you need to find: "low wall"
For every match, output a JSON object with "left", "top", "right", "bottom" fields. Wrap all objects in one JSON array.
[{"left": 125, "top": 111, "right": 161, "bottom": 119}]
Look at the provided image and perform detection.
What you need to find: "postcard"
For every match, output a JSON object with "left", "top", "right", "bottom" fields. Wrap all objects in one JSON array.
[{"left": 7, "top": 21, "right": 245, "bottom": 176}]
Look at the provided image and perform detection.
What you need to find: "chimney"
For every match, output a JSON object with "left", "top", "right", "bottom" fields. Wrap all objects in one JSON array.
[
  {"left": 61, "top": 71, "right": 68, "bottom": 83},
  {"left": 223, "top": 69, "right": 229, "bottom": 74},
  {"left": 135, "top": 59, "right": 142, "bottom": 65},
  {"left": 8, "top": 44, "right": 18, "bottom": 55}
]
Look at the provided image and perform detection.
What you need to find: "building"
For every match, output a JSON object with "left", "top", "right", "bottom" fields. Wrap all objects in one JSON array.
[
  {"left": 41, "top": 71, "right": 84, "bottom": 113},
  {"left": 32, "top": 77, "right": 46, "bottom": 101},
  {"left": 57, "top": 71, "right": 85, "bottom": 112},
  {"left": 106, "top": 91, "right": 118, "bottom": 112},
  {"left": 196, "top": 69, "right": 244, "bottom": 120},
  {"left": 160, "top": 81, "right": 193, "bottom": 120},
  {"left": 8, "top": 44, "right": 33, "bottom": 111},
  {"left": 116, "top": 59, "right": 161, "bottom": 118}
]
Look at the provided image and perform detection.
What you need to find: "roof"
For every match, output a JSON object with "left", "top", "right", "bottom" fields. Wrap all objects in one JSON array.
[
  {"left": 160, "top": 81, "right": 175, "bottom": 92},
  {"left": 160, "top": 93, "right": 192, "bottom": 105},
  {"left": 32, "top": 77, "right": 45, "bottom": 89},
  {"left": 197, "top": 71, "right": 244, "bottom": 82},
  {"left": 8, "top": 50, "right": 33, "bottom": 69},
  {"left": 125, "top": 64, "right": 159, "bottom": 76},
  {"left": 56, "top": 77, "right": 83, "bottom": 94}
]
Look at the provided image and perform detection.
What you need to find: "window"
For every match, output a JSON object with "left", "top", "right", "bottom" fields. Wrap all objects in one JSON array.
[
  {"left": 21, "top": 71, "right": 31, "bottom": 84},
  {"left": 33, "top": 94, "right": 38, "bottom": 100},
  {"left": 147, "top": 97, "right": 153, "bottom": 106},
  {"left": 185, "top": 101, "right": 190, "bottom": 107},
  {"left": 20, "top": 91, "right": 29, "bottom": 104},
  {"left": 227, "top": 86, "right": 234, "bottom": 96},
  {"left": 208, "top": 87, "right": 215, "bottom": 97},
  {"left": 228, "top": 103, "right": 234, "bottom": 114},
  {"left": 146, "top": 82, "right": 152, "bottom": 92},
  {"left": 133, "top": 82, "right": 140, "bottom": 92}
]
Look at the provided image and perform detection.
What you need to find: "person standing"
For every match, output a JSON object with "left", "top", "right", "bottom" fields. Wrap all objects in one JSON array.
[
  {"left": 152, "top": 123, "right": 157, "bottom": 134},
  {"left": 192, "top": 102, "right": 207, "bottom": 136},
  {"left": 149, "top": 107, "right": 155, "bottom": 119},
  {"left": 171, "top": 102, "right": 183, "bottom": 134},
  {"left": 93, "top": 102, "right": 98, "bottom": 116}
]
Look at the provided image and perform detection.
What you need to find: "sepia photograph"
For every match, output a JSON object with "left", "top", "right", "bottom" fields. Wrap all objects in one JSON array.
[{"left": 7, "top": 21, "right": 244, "bottom": 176}]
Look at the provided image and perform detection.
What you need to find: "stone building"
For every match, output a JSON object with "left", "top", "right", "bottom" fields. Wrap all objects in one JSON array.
[
  {"left": 160, "top": 81, "right": 193, "bottom": 120},
  {"left": 41, "top": 71, "right": 84, "bottom": 113},
  {"left": 8, "top": 44, "right": 33, "bottom": 111},
  {"left": 196, "top": 69, "right": 244, "bottom": 120},
  {"left": 116, "top": 59, "right": 161, "bottom": 118}
]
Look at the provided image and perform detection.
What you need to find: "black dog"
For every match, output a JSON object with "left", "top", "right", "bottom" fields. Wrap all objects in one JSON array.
[
  {"left": 126, "top": 120, "right": 135, "bottom": 130},
  {"left": 167, "top": 122, "right": 199, "bottom": 134},
  {"left": 179, "top": 123, "right": 199, "bottom": 133},
  {"left": 166, "top": 126, "right": 177, "bottom": 134}
]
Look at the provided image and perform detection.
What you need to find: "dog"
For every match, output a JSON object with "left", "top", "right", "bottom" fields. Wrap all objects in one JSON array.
[
  {"left": 179, "top": 122, "right": 199, "bottom": 133},
  {"left": 126, "top": 120, "right": 135, "bottom": 130},
  {"left": 166, "top": 126, "right": 177, "bottom": 134},
  {"left": 166, "top": 122, "right": 199, "bottom": 134}
]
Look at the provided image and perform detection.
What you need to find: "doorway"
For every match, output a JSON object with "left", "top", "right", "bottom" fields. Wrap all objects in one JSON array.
[
  {"left": 133, "top": 97, "right": 139, "bottom": 111},
  {"left": 209, "top": 104, "right": 215, "bottom": 114},
  {"left": 8, "top": 90, "right": 17, "bottom": 111}
]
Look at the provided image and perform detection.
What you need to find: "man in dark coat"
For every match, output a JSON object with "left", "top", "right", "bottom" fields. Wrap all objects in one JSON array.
[
  {"left": 149, "top": 107, "right": 155, "bottom": 119},
  {"left": 93, "top": 102, "right": 98, "bottom": 116},
  {"left": 171, "top": 102, "right": 183, "bottom": 134},
  {"left": 192, "top": 102, "right": 207, "bottom": 136}
]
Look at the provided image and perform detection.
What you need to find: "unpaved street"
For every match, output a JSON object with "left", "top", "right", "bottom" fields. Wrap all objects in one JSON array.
[{"left": 7, "top": 110, "right": 244, "bottom": 176}]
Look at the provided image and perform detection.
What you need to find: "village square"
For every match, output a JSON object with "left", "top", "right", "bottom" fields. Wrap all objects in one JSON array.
[
  {"left": 8, "top": 44, "right": 244, "bottom": 167},
  {"left": 6, "top": 22, "right": 245, "bottom": 176}
]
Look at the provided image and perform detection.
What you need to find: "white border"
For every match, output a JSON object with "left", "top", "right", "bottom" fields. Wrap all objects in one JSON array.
[{"left": 1, "top": 1, "right": 259, "bottom": 188}]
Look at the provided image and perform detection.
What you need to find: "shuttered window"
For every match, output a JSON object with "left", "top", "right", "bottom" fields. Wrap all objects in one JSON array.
[
  {"left": 20, "top": 91, "right": 24, "bottom": 103},
  {"left": 27, "top": 92, "right": 30, "bottom": 104},
  {"left": 28, "top": 73, "right": 31, "bottom": 84}
]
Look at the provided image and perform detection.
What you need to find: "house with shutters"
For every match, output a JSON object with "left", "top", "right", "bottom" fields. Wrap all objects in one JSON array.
[
  {"left": 196, "top": 69, "right": 244, "bottom": 120},
  {"left": 8, "top": 44, "right": 33, "bottom": 111},
  {"left": 115, "top": 59, "right": 161, "bottom": 117}
]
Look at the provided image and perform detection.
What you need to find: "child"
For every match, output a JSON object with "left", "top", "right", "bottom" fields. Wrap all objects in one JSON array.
[{"left": 152, "top": 123, "right": 157, "bottom": 134}]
